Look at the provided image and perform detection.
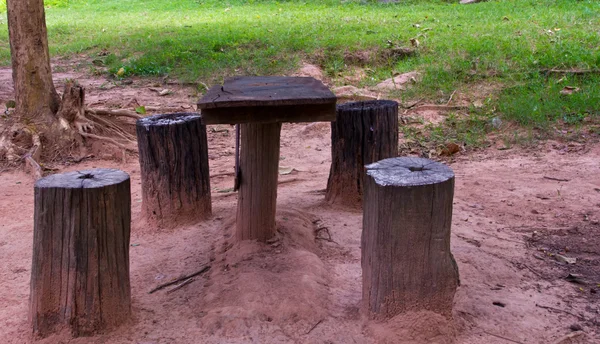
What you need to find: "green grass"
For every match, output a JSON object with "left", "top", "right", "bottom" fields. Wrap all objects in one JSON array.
[
  {"left": 498, "top": 74, "right": 600, "bottom": 127},
  {"left": 0, "top": 0, "right": 71, "bottom": 12},
  {"left": 0, "top": 0, "right": 598, "bottom": 140},
  {"left": 400, "top": 109, "right": 496, "bottom": 155}
]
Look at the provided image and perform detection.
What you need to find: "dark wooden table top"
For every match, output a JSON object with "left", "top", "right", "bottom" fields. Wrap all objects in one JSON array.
[
  {"left": 197, "top": 76, "right": 337, "bottom": 124},
  {"left": 198, "top": 76, "right": 336, "bottom": 109}
]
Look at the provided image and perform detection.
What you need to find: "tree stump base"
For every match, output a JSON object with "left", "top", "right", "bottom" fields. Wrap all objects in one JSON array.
[
  {"left": 136, "top": 113, "right": 212, "bottom": 227},
  {"left": 326, "top": 100, "right": 398, "bottom": 206},
  {"left": 236, "top": 122, "right": 282, "bottom": 242},
  {"left": 362, "top": 157, "right": 459, "bottom": 319},
  {"left": 31, "top": 168, "right": 131, "bottom": 338}
]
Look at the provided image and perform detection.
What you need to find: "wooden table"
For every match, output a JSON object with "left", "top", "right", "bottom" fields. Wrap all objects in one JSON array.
[{"left": 198, "top": 76, "right": 336, "bottom": 242}]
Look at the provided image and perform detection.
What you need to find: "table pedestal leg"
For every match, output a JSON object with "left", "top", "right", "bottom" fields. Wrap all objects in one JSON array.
[{"left": 236, "top": 122, "right": 282, "bottom": 241}]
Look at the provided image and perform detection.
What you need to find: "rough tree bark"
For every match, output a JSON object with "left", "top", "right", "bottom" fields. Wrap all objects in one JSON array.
[
  {"left": 136, "top": 113, "right": 212, "bottom": 227},
  {"left": 362, "top": 157, "right": 459, "bottom": 319},
  {"left": 326, "top": 100, "right": 398, "bottom": 206},
  {"left": 7, "top": 0, "right": 60, "bottom": 123},
  {"left": 31, "top": 168, "right": 132, "bottom": 338}
]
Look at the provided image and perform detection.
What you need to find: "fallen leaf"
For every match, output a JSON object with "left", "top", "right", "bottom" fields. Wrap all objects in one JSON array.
[
  {"left": 441, "top": 142, "right": 461, "bottom": 156},
  {"left": 560, "top": 86, "right": 580, "bottom": 95},
  {"left": 116, "top": 67, "right": 125, "bottom": 77},
  {"left": 135, "top": 106, "right": 146, "bottom": 114},
  {"left": 210, "top": 127, "right": 229, "bottom": 133},
  {"left": 565, "top": 273, "right": 586, "bottom": 285},
  {"left": 555, "top": 254, "right": 576, "bottom": 265},
  {"left": 279, "top": 166, "right": 295, "bottom": 175}
]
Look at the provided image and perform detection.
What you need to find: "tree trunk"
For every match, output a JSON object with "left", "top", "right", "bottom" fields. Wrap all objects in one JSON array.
[
  {"left": 7, "top": 0, "right": 60, "bottom": 123},
  {"left": 236, "top": 122, "right": 281, "bottom": 242},
  {"left": 362, "top": 157, "right": 459, "bottom": 319},
  {"left": 326, "top": 100, "right": 398, "bottom": 206},
  {"left": 31, "top": 168, "right": 131, "bottom": 338},
  {"left": 136, "top": 113, "right": 212, "bottom": 227}
]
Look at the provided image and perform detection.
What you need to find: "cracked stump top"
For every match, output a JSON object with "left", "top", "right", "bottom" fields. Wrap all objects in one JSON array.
[
  {"left": 197, "top": 76, "right": 337, "bottom": 124},
  {"left": 35, "top": 168, "right": 130, "bottom": 189}
]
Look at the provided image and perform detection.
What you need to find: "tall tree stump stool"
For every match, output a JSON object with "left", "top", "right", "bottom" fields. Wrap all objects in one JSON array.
[
  {"left": 326, "top": 100, "right": 398, "bottom": 206},
  {"left": 136, "top": 113, "right": 212, "bottom": 227},
  {"left": 198, "top": 76, "right": 336, "bottom": 242},
  {"left": 31, "top": 169, "right": 131, "bottom": 338},
  {"left": 362, "top": 157, "right": 459, "bottom": 319}
]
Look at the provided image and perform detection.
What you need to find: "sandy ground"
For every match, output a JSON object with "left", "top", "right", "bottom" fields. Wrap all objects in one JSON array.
[{"left": 0, "top": 62, "right": 599, "bottom": 343}]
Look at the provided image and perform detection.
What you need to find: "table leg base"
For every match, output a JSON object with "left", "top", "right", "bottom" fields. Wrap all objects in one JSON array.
[{"left": 236, "top": 122, "right": 282, "bottom": 242}]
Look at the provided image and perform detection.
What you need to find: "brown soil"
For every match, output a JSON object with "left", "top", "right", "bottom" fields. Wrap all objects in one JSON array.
[{"left": 0, "top": 63, "right": 599, "bottom": 344}]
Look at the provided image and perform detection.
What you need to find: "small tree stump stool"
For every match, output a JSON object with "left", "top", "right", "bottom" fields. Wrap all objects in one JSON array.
[
  {"left": 198, "top": 76, "right": 336, "bottom": 242},
  {"left": 136, "top": 113, "right": 212, "bottom": 227},
  {"left": 31, "top": 169, "right": 131, "bottom": 338},
  {"left": 362, "top": 157, "right": 459, "bottom": 319},
  {"left": 326, "top": 100, "right": 398, "bottom": 206}
]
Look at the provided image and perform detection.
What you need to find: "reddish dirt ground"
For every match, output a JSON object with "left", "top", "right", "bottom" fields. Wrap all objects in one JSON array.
[{"left": 0, "top": 63, "right": 599, "bottom": 343}]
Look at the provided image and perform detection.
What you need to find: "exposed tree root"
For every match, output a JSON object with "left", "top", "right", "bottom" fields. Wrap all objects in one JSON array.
[
  {"left": 79, "top": 132, "right": 136, "bottom": 152},
  {"left": 87, "top": 108, "right": 142, "bottom": 120},
  {"left": 23, "top": 131, "right": 43, "bottom": 179},
  {"left": 85, "top": 110, "right": 137, "bottom": 143},
  {"left": 59, "top": 81, "right": 138, "bottom": 154},
  {"left": 1, "top": 81, "right": 140, "bottom": 178},
  {"left": 24, "top": 155, "right": 43, "bottom": 179}
]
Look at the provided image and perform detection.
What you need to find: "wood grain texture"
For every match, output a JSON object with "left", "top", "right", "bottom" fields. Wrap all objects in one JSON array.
[
  {"left": 31, "top": 169, "right": 131, "bottom": 338},
  {"left": 197, "top": 76, "right": 336, "bottom": 124},
  {"left": 362, "top": 157, "right": 459, "bottom": 319},
  {"left": 236, "top": 122, "right": 281, "bottom": 242},
  {"left": 198, "top": 76, "right": 336, "bottom": 108},
  {"left": 326, "top": 100, "right": 398, "bottom": 206},
  {"left": 136, "top": 113, "right": 211, "bottom": 227}
]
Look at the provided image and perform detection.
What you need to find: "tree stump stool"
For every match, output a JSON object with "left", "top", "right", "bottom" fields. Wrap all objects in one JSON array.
[
  {"left": 198, "top": 76, "right": 336, "bottom": 242},
  {"left": 31, "top": 169, "right": 131, "bottom": 338},
  {"left": 326, "top": 100, "right": 398, "bottom": 206},
  {"left": 362, "top": 157, "right": 459, "bottom": 319},
  {"left": 136, "top": 113, "right": 212, "bottom": 227}
]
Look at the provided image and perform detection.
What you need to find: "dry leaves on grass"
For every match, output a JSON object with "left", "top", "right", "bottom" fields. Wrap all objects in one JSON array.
[{"left": 560, "top": 86, "right": 580, "bottom": 95}]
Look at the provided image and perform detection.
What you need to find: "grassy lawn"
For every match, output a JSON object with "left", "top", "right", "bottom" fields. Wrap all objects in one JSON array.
[{"left": 0, "top": 0, "right": 598, "bottom": 144}]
